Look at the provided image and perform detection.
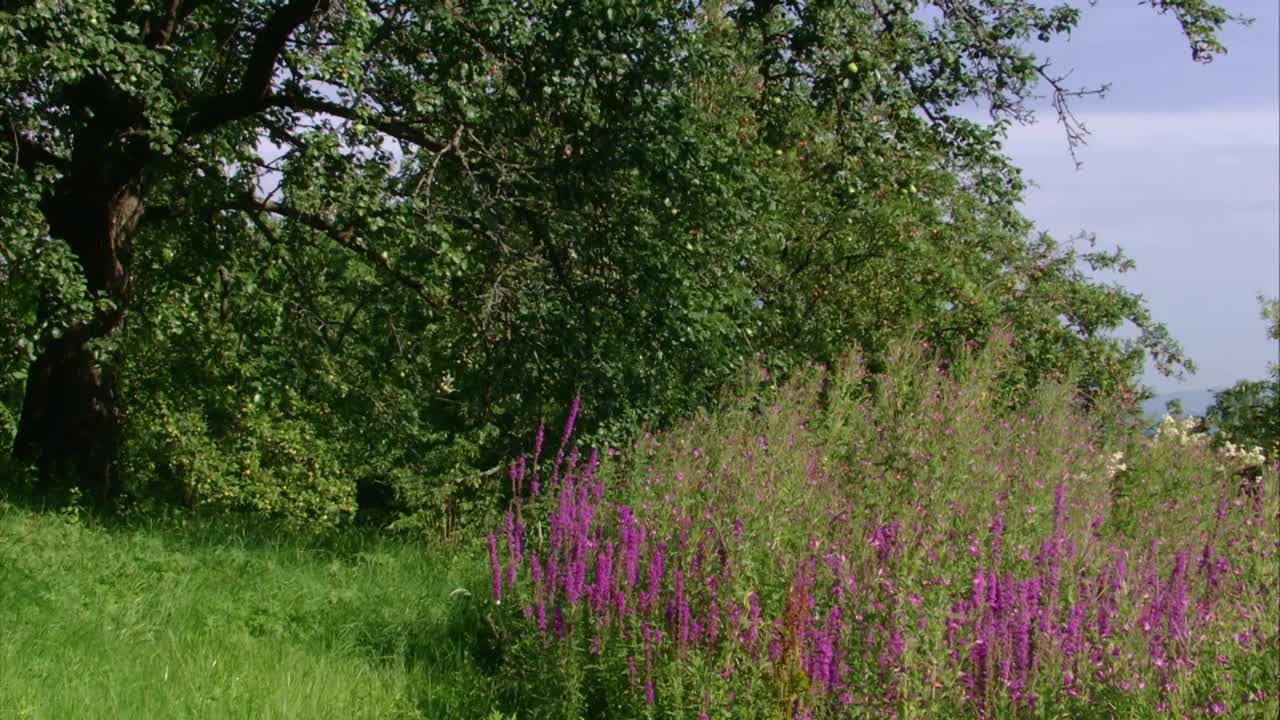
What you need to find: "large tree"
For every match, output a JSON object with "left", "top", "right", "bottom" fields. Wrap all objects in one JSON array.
[{"left": 0, "top": 0, "right": 1241, "bottom": 506}]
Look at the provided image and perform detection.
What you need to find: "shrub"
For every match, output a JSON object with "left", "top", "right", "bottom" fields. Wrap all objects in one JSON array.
[
  {"left": 123, "top": 401, "right": 355, "bottom": 531},
  {"left": 482, "top": 336, "right": 1278, "bottom": 718},
  {"left": 1203, "top": 295, "right": 1280, "bottom": 457}
]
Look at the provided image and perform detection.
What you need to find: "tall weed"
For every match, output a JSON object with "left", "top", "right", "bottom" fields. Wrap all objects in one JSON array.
[{"left": 485, "top": 335, "right": 1278, "bottom": 718}]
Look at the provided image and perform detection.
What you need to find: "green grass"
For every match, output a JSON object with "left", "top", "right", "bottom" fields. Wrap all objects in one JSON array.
[{"left": 0, "top": 500, "right": 503, "bottom": 719}]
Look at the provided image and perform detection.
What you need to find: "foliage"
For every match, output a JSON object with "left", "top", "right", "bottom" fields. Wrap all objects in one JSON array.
[
  {"left": 0, "top": 0, "right": 1241, "bottom": 518},
  {"left": 484, "top": 335, "right": 1278, "bottom": 718},
  {"left": 2, "top": 327, "right": 1275, "bottom": 719},
  {"left": 124, "top": 403, "right": 357, "bottom": 531},
  {"left": 1203, "top": 296, "right": 1280, "bottom": 456}
]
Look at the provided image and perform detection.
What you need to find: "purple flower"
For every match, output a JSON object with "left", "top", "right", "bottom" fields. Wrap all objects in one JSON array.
[
  {"left": 746, "top": 592, "right": 761, "bottom": 649},
  {"left": 824, "top": 606, "right": 844, "bottom": 690},
  {"left": 510, "top": 456, "right": 525, "bottom": 496},
  {"left": 1097, "top": 598, "right": 1112, "bottom": 639},
  {"left": 972, "top": 567, "right": 987, "bottom": 609},
  {"left": 532, "top": 422, "right": 546, "bottom": 463},
  {"left": 566, "top": 542, "right": 587, "bottom": 607},
  {"left": 1012, "top": 603, "right": 1032, "bottom": 694},
  {"left": 886, "top": 626, "right": 904, "bottom": 666},
  {"left": 645, "top": 542, "right": 667, "bottom": 613},
  {"left": 546, "top": 553, "right": 560, "bottom": 601},
  {"left": 621, "top": 511, "right": 644, "bottom": 589},
  {"left": 593, "top": 539, "right": 615, "bottom": 613},
  {"left": 767, "top": 623, "right": 784, "bottom": 663},
  {"left": 675, "top": 569, "right": 691, "bottom": 652},
  {"left": 553, "top": 395, "right": 582, "bottom": 482}
]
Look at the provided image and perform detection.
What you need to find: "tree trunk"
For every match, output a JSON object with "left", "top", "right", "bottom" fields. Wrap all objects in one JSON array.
[{"left": 14, "top": 173, "right": 142, "bottom": 504}]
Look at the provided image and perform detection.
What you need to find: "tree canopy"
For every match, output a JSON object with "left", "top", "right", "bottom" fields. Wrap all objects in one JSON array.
[
  {"left": 0, "top": 0, "right": 1243, "bottom": 522},
  {"left": 1201, "top": 295, "right": 1280, "bottom": 456}
]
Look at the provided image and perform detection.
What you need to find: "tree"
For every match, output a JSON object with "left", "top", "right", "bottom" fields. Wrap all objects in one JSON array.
[
  {"left": 1203, "top": 295, "right": 1280, "bottom": 454},
  {"left": 0, "top": 0, "right": 1243, "bottom": 506}
]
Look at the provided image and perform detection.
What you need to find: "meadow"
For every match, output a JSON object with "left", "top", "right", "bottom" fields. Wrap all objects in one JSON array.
[
  {"left": 2, "top": 336, "right": 1276, "bottom": 718},
  {"left": 0, "top": 506, "right": 502, "bottom": 719}
]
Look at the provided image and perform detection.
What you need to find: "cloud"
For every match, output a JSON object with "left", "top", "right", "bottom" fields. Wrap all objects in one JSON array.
[
  {"left": 1004, "top": 107, "right": 1280, "bottom": 156},
  {"left": 1001, "top": 106, "right": 1280, "bottom": 393}
]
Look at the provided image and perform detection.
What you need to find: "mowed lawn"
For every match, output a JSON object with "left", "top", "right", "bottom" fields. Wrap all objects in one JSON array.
[{"left": 0, "top": 502, "right": 501, "bottom": 719}]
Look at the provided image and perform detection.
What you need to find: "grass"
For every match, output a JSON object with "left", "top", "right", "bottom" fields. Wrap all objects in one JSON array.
[
  {"left": 481, "top": 336, "right": 1280, "bottom": 718},
  {"left": 1, "top": 335, "right": 1276, "bottom": 719},
  {"left": 0, "top": 502, "right": 501, "bottom": 719}
]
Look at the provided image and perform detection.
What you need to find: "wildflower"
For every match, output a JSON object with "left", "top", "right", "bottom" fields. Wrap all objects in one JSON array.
[
  {"left": 746, "top": 592, "right": 761, "bottom": 648},
  {"left": 645, "top": 542, "right": 667, "bottom": 613}
]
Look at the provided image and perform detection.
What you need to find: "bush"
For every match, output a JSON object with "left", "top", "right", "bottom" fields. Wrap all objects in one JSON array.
[
  {"left": 122, "top": 401, "right": 355, "bottom": 532},
  {"left": 1203, "top": 295, "right": 1280, "bottom": 457},
  {"left": 481, "top": 335, "right": 1279, "bottom": 718}
]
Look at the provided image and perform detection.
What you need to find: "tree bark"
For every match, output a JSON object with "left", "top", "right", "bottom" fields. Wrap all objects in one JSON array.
[{"left": 13, "top": 151, "right": 143, "bottom": 503}]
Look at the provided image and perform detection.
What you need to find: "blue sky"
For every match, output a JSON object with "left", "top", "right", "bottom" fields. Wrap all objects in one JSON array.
[{"left": 1001, "top": 0, "right": 1279, "bottom": 393}]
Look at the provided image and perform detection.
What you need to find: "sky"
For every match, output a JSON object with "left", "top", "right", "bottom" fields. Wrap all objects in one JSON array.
[{"left": 1000, "top": 0, "right": 1280, "bottom": 394}]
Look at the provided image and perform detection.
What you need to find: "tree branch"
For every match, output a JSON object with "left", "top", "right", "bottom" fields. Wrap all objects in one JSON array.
[
  {"left": 1036, "top": 63, "right": 1109, "bottom": 169},
  {"left": 143, "top": 0, "right": 184, "bottom": 46},
  {"left": 266, "top": 90, "right": 448, "bottom": 151},
  {"left": 182, "top": 0, "right": 325, "bottom": 136},
  {"left": 4, "top": 123, "right": 66, "bottom": 174},
  {"left": 234, "top": 192, "right": 446, "bottom": 312}
]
